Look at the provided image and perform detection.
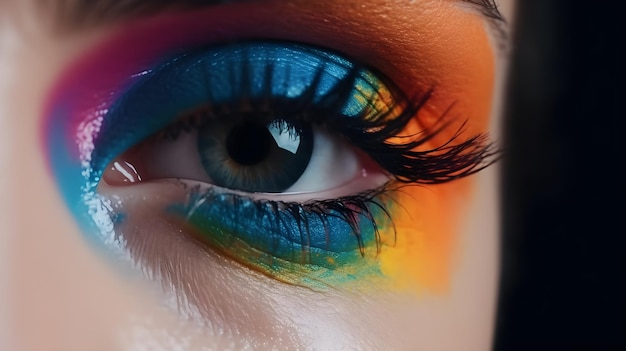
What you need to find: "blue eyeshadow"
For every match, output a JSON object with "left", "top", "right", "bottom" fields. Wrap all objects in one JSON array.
[
  {"left": 90, "top": 42, "right": 392, "bottom": 185},
  {"left": 168, "top": 189, "right": 384, "bottom": 268}
]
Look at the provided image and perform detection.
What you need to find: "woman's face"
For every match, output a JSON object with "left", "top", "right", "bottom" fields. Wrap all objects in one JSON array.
[{"left": 1, "top": 0, "right": 514, "bottom": 349}]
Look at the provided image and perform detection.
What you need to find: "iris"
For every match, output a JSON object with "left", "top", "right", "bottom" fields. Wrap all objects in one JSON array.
[{"left": 198, "top": 117, "right": 313, "bottom": 193}]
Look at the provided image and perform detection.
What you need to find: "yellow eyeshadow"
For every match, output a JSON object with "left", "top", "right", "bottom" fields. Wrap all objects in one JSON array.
[
  {"left": 379, "top": 180, "right": 471, "bottom": 294},
  {"left": 352, "top": 71, "right": 405, "bottom": 121}
]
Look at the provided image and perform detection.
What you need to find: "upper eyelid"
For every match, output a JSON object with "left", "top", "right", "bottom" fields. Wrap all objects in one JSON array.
[{"left": 41, "top": 0, "right": 500, "bottom": 187}]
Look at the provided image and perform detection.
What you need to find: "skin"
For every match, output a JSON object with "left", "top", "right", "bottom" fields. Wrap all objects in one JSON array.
[{"left": 0, "top": 0, "right": 515, "bottom": 350}]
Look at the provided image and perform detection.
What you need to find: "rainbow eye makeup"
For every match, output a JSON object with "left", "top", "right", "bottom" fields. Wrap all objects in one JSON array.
[
  {"left": 42, "top": 2, "right": 499, "bottom": 294},
  {"left": 96, "top": 42, "right": 409, "bottom": 284}
]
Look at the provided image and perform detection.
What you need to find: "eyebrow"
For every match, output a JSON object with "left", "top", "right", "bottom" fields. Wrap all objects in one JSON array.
[{"left": 51, "top": 0, "right": 506, "bottom": 31}]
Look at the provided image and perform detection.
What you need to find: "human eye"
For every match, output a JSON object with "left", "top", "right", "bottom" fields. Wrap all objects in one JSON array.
[
  {"left": 92, "top": 40, "right": 492, "bottom": 284},
  {"left": 41, "top": 0, "right": 506, "bottom": 346}
]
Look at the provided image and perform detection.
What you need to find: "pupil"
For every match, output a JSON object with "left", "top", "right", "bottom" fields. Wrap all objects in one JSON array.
[{"left": 226, "top": 124, "right": 272, "bottom": 166}]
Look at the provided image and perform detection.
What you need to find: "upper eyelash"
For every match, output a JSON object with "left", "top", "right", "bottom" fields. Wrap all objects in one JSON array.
[
  {"left": 153, "top": 54, "right": 499, "bottom": 186},
  {"left": 347, "top": 92, "right": 501, "bottom": 184}
]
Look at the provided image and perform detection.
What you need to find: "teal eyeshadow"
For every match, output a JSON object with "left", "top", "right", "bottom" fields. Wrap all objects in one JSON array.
[{"left": 168, "top": 191, "right": 382, "bottom": 267}]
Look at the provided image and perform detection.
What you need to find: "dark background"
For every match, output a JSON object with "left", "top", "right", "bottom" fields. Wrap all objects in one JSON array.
[{"left": 495, "top": 1, "right": 624, "bottom": 350}]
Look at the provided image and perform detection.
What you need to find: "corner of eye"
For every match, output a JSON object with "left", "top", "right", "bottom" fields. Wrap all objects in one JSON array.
[{"left": 102, "top": 157, "right": 144, "bottom": 186}]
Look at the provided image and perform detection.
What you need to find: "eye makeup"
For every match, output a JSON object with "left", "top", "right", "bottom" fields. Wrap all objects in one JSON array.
[
  {"left": 92, "top": 39, "right": 494, "bottom": 289},
  {"left": 42, "top": 0, "right": 498, "bottom": 295},
  {"left": 90, "top": 42, "right": 403, "bottom": 185}
]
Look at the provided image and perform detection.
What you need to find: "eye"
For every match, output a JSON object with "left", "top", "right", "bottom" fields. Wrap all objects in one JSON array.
[
  {"left": 93, "top": 42, "right": 402, "bottom": 277},
  {"left": 110, "top": 118, "right": 368, "bottom": 194},
  {"left": 86, "top": 40, "right": 494, "bottom": 286},
  {"left": 103, "top": 43, "right": 386, "bottom": 196}
]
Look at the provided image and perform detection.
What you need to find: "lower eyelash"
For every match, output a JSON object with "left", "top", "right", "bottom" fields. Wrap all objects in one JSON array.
[{"left": 166, "top": 182, "right": 397, "bottom": 269}]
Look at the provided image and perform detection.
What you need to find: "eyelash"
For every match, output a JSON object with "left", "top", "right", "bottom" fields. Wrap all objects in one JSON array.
[
  {"left": 173, "top": 182, "right": 395, "bottom": 264},
  {"left": 153, "top": 53, "right": 497, "bottom": 187}
]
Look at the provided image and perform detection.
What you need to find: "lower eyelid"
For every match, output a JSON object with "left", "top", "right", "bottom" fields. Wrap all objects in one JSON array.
[
  {"left": 110, "top": 192, "right": 375, "bottom": 347},
  {"left": 99, "top": 178, "right": 397, "bottom": 281}
]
